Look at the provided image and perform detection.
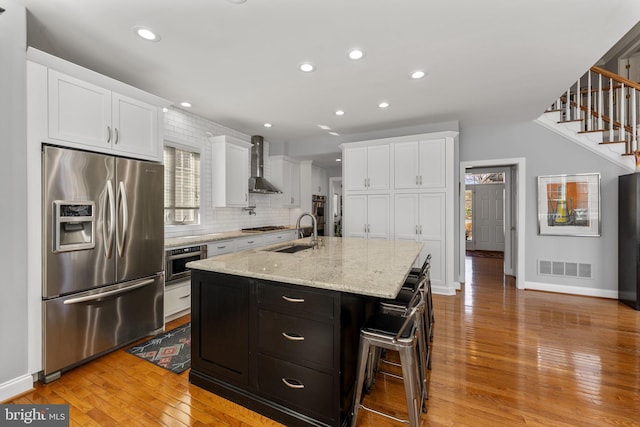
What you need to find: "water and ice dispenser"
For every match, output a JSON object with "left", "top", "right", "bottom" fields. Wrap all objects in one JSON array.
[{"left": 53, "top": 201, "right": 95, "bottom": 252}]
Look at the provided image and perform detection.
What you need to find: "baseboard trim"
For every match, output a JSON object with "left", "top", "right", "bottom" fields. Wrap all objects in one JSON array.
[
  {"left": 433, "top": 283, "right": 457, "bottom": 296},
  {"left": 0, "top": 374, "right": 34, "bottom": 403},
  {"left": 523, "top": 280, "right": 617, "bottom": 299}
]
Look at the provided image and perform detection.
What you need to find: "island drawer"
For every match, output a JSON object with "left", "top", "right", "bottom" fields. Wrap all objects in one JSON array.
[
  {"left": 256, "top": 281, "right": 335, "bottom": 319},
  {"left": 258, "top": 309, "right": 334, "bottom": 369},
  {"left": 256, "top": 354, "right": 334, "bottom": 424}
]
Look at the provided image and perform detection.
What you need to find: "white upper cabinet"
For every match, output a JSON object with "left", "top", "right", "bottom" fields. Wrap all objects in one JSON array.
[
  {"left": 311, "top": 165, "right": 328, "bottom": 196},
  {"left": 343, "top": 145, "right": 390, "bottom": 192},
  {"left": 394, "top": 139, "right": 445, "bottom": 189},
  {"left": 211, "top": 135, "right": 251, "bottom": 208},
  {"left": 47, "top": 69, "right": 160, "bottom": 160},
  {"left": 271, "top": 156, "right": 301, "bottom": 207}
]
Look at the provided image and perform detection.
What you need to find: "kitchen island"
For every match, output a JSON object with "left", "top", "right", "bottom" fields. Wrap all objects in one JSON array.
[{"left": 187, "top": 236, "right": 423, "bottom": 427}]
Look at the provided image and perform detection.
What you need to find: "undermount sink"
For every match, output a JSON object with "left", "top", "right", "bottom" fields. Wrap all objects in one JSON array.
[{"left": 268, "top": 244, "right": 314, "bottom": 254}]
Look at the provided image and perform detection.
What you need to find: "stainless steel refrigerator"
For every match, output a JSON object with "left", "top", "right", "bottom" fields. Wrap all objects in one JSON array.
[{"left": 42, "top": 145, "right": 164, "bottom": 382}]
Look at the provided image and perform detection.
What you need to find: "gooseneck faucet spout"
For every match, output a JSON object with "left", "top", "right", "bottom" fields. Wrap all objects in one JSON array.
[{"left": 296, "top": 212, "right": 318, "bottom": 248}]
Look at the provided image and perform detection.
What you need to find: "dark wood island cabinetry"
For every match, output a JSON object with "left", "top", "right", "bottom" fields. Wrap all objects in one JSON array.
[{"left": 190, "top": 270, "right": 376, "bottom": 427}]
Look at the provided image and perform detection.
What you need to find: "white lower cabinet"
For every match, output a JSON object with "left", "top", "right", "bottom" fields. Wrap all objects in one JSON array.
[
  {"left": 394, "top": 193, "right": 445, "bottom": 288},
  {"left": 344, "top": 194, "right": 390, "bottom": 239},
  {"left": 207, "top": 240, "right": 236, "bottom": 257},
  {"left": 164, "top": 279, "right": 191, "bottom": 321}
]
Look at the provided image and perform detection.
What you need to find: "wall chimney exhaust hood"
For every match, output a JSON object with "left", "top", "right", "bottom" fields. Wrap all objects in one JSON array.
[{"left": 249, "top": 135, "right": 282, "bottom": 194}]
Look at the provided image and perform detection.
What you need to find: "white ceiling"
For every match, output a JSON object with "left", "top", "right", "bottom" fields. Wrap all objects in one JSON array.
[{"left": 15, "top": 0, "right": 640, "bottom": 168}]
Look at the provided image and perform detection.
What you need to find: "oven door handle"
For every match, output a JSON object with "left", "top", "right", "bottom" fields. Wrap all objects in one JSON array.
[
  {"left": 63, "top": 278, "right": 155, "bottom": 305},
  {"left": 169, "top": 251, "right": 205, "bottom": 261}
]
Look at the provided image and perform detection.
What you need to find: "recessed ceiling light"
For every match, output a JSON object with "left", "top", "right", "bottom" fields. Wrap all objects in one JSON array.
[
  {"left": 379, "top": 102, "right": 390, "bottom": 108},
  {"left": 264, "top": 123, "right": 272, "bottom": 128},
  {"left": 317, "top": 125, "right": 331, "bottom": 130},
  {"left": 299, "top": 62, "right": 315, "bottom": 73},
  {"left": 227, "top": 0, "right": 247, "bottom": 3},
  {"left": 347, "top": 48, "right": 365, "bottom": 60},
  {"left": 411, "top": 70, "right": 426, "bottom": 79},
  {"left": 134, "top": 26, "right": 160, "bottom": 42},
  {"left": 336, "top": 158, "right": 342, "bottom": 162},
  {"left": 180, "top": 101, "right": 192, "bottom": 108},
  {"left": 329, "top": 132, "right": 340, "bottom": 136},
  {"left": 162, "top": 107, "right": 168, "bottom": 113},
  {"left": 335, "top": 110, "right": 345, "bottom": 116}
]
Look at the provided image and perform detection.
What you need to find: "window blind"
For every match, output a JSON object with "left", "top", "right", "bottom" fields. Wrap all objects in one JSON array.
[{"left": 164, "top": 146, "right": 200, "bottom": 224}]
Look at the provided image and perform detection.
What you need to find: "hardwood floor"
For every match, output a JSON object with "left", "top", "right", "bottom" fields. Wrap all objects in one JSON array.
[{"left": 8, "top": 256, "right": 640, "bottom": 426}]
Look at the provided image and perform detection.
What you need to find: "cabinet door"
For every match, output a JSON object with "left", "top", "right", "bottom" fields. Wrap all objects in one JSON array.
[
  {"left": 226, "top": 142, "right": 249, "bottom": 206},
  {"left": 192, "top": 271, "right": 250, "bottom": 385},
  {"left": 288, "top": 160, "right": 301, "bottom": 206},
  {"left": 367, "top": 194, "right": 390, "bottom": 240},
  {"left": 111, "top": 93, "right": 159, "bottom": 159},
  {"left": 343, "top": 147, "right": 367, "bottom": 191},
  {"left": 367, "top": 145, "right": 390, "bottom": 191},
  {"left": 419, "top": 193, "right": 445, "bottom": 287},
  {"left": 48, "top": 69, "right": 111, "bottom": 148},
  {"left": 394, "top": 142, "right": 420, "bottom": 189},
  {"left": 419, "top": 139, "right": 445, "bottom": 188},
  {"left": 312, "top": 165, "right": 327, "bottom": 195},
  {"left": 344, "top": 195, "right": 367, "bottom": 238},
  {"left": 394, "top": 193, "right": 419, "bottom": 242}
]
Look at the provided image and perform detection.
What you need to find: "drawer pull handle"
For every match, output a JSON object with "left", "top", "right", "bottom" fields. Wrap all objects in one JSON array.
[
  {"left": 179, "top": 294, "right": 191, "bottom": 300},
  {"left": 282, "top": 378, "right": 305, "bottom": 389},
  {"left": 217, "top": 245, "right": 226, "bottom": 249},
  {"left": 282, "top": 332, "right": 305, "bottom": 341},
  {"left": 282, "top": 295, "right": 305, "bottom": 303}
]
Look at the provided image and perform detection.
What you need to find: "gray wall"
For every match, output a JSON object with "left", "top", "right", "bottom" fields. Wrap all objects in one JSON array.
[
  {"left": 460, "top": 120, "right": 627, "bottom": 294},
  {"left": 0, "top": 0, "right": 27, "bottom": 387}
]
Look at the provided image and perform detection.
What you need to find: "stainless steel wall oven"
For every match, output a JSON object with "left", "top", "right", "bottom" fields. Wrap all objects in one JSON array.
[{"left": 165, "top": 245, "right": 207, "bottom": 285}]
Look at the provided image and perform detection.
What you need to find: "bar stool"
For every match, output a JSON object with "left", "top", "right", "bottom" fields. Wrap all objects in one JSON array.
[{"left": 351, "top": 283, "right": 428, "bottom": 427}]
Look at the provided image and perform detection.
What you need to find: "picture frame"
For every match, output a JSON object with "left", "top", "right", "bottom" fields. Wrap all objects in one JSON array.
[{"left": 537, "top": 173, "right": 601, "bottom": 237}]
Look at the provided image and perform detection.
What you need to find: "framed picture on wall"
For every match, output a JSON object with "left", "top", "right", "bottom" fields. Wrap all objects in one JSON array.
[{"left": 537, "top": 173, "right": 601, "bottom": 237}]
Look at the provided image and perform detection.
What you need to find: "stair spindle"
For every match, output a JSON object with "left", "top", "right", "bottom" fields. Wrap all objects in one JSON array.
[
  {"left": 587, "top": 72, "right": 592, "bottom": 131},
  {"left": 576, "top": 79, "right": 581, "bottom": 124},
  {"left": 609, "top": 77, "right": 614, "bottom": 143},
  {"left": 566, "top": 86, "right": 571, "bottom": 121},
  {"left": 620, "top": 83, "right": 626, "bottom": 148},
  {"left": 597, "top": 73, "right": 603, "bottom": 131},
  {"left": 632, "top": 88, "right": 638, "bottom": 153}
]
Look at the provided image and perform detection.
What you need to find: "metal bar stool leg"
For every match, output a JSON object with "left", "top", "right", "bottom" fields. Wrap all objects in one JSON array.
[{"left": 351, "top": 337, "right": 370, "bottom": 427}]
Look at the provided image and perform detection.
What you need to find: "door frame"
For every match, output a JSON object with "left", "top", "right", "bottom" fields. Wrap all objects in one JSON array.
[{"left": 459, "top": 158, "right": 526, "bottom": 289}]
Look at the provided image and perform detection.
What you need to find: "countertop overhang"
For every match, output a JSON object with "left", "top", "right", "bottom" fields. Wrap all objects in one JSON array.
[{"left": 187, "top": 236, "right": 423, "bottom": 299}]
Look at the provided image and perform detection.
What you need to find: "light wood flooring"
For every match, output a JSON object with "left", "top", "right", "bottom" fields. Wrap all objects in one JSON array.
[{"left": 7, "top": 256, "right": 640, "bottom": 426}]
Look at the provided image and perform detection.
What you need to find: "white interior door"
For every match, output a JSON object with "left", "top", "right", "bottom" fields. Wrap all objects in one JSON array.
[{"left": 473, "top": 183, "right": 504, "bottom": 251}]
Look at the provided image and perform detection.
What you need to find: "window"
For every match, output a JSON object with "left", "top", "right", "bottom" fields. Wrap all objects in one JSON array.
[{"left": 164, "top": 146, "right": 200, "bottom": 225}]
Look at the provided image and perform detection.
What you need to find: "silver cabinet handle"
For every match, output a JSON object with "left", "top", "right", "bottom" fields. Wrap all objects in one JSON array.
[
  {"left": 416, "top": 176, "right": 419, "bottom": 185},
  {"left": 419, "top": 224, "right": 423, "bottom": 234},
  {"left": 103, "top": 180, "right": 115, "bottom": 258},
  {"left": 117, "top": 181, "right": 128, "bottom": 257},
  {"left": 282, "top": 332, "right": 305, "bottom": 341},
  {"left": 107, "top": 126, "right": 112, "bottom": 143},
  {"left": 282, "top": 378, "right": 305, "bottom": 389},
  {"left": 415, "top": 225, "right": 418, "bottom": 235},
  {"left": 64, "top": 278, "right": 154, "bottom": 305},
  {"left": 282, "top": 295, "right": 305, "bottom": 303},
  {"left": 217, "top": 245, "right": 227, "bottom": 249},
  {"left": 179, "top": 294, "right": 191, "bottom": 300},
  {"left": 114, "top": 127, "right": 119, "bottom": 144},
  {"left": 420, "top": 176, "right": 423, "bottom": 185}
]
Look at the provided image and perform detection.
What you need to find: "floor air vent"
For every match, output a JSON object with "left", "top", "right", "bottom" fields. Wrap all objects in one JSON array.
[{"left": 538, "top": 260, "right": 592, "bottom": 279}]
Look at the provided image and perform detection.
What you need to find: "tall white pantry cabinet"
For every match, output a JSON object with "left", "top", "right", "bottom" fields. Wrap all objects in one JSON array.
[{"left": 341, "top": 131, "right": 458, "bottom": 295}]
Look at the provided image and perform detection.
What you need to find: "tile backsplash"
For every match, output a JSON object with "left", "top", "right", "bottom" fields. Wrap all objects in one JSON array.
[{"left": 163, "top": 107, "right": 299, "bottom": 238}]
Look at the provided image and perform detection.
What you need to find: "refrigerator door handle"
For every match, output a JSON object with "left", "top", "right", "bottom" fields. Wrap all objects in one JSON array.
[
  {"left": 103, "top": 180, "right": 116, "bottom": 258},
  {"left": 63, "top": 278, "right": 155, "bottom": 305},
  {"left": 117, "top": 181, "right": 129, "bottom": 257}
]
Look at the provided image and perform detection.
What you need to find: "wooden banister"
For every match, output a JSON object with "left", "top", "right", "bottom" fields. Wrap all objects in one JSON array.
[{"left": 591, "top": 66, "right": 640, "bottom": 91}]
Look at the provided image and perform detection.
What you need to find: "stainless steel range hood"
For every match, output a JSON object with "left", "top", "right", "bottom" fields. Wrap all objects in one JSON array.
[{"left": 249, "top": 135, "right": 282, "bottom": 194}]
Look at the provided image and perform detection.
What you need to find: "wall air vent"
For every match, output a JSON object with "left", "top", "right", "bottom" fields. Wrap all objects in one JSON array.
[{"left": 538, "top": 260, "right": 592, "bottom": 279}]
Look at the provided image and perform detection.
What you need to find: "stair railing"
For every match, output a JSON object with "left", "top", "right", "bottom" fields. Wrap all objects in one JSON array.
[{"left": 548, "top": 66, "right": 639, "bottom": 156}]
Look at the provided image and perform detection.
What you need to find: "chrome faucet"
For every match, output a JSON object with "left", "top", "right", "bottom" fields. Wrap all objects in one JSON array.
[{"left": 296, "top": 212, "right": 318, "bottom": 248}]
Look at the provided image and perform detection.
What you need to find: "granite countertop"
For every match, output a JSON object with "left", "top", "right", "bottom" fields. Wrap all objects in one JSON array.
[
  {"left": 186, "top": 236, "right": 423, "bottom": 299},
  {"left": 165, "top": 225, "right": 311, "bottom": 248}
]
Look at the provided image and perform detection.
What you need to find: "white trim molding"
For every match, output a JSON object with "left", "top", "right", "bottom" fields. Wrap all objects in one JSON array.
[
  {"left": 523, "top": 281, "right": 617, "bottom": 299},
  {"left": 0, "top": 374, "right": 34, "bottom": 402}
]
